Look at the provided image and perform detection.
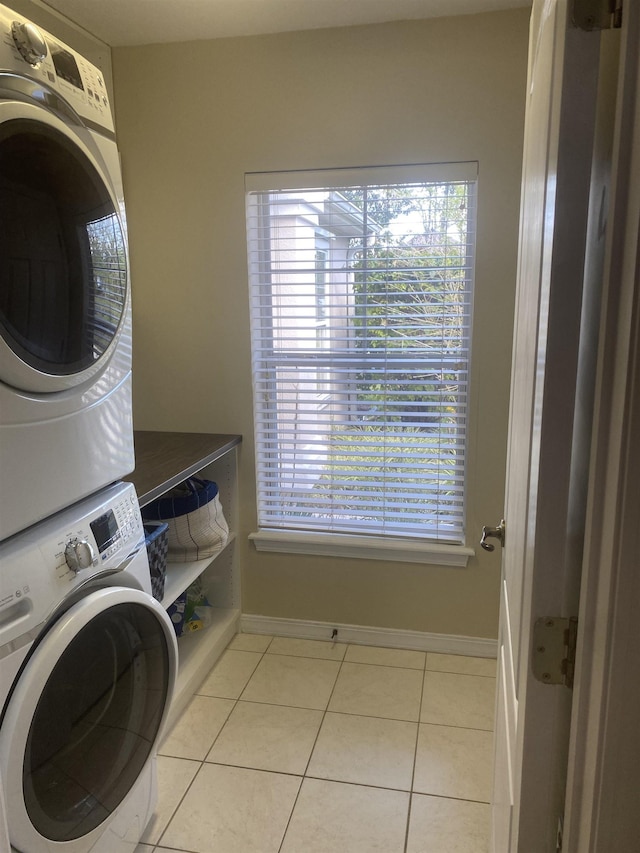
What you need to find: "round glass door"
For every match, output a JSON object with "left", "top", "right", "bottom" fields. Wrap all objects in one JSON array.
[
  {"left": 0, "top": 116, "right": 127, "bottom": 385},
  {"left": 21, "top": 600, "right": 170, "bottom": 842}
]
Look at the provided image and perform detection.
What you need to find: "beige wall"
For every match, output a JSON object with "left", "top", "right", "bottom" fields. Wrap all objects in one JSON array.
[{"left": 112, "top": 8, "right": 529, "bottom": 639}]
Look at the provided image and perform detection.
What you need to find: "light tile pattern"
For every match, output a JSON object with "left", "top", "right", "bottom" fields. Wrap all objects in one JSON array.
[
  {"left": 159, "top": 695, "right": 234, "bottom": 760},
  {"left": 207, "top": 700, "right": 323, "bottom": 774},
  {"left": 139, "top": 756, "right": 199, "bottom": 845},
  {"left": 345, "top": 644, "right": 426, "bottom": 670},
  {"left": 241, "top": 652, "right": 341, "bottom": 709},
  {"left": 161, "top": 763, "right": 301, "bottom": 853},
  {"left": 197, "top": 648, "right": 262, "bottom": 698},
  {"left": 268, "top": 635, "right": 348, "bottom": 660},
  {"left": 307, "top": 711, "right": 417, "bottom": 790},
  {"left": 146, "top": 635, "right": 496, "bottom": 852},
  {"left": 227, "top": 631, "right": 273, "bottom": 652},
  {"left": 280, "top": 778, "right": 410, "bottom": 853},
  {"left": 426, "top": 651, "right": 497, "bottom": 677},
  {"left": 413, "top": 723, "right": 494, "bottom": 802},
  {"left": 421, "top": 670, "right": 496, "bottom": 730},
  {"left": 328, "top": 660, "right": 423, "bottom": 721},
  {"left": 406, "top": 794, "right": 492, "bottom": 853}
]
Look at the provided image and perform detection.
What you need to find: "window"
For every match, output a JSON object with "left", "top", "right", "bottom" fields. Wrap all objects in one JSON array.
[{"left": 246, "top": 163, "right": 477, "bottom": 555}]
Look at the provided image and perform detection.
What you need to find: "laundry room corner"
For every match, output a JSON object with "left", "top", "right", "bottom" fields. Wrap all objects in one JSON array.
[{"left": 110, "top": 9, "right": 529, "bottom": 641}]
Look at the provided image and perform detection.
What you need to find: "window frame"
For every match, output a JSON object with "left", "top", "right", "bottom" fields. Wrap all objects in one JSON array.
[{"left": 245, "top": 163, "right": 478, "bottom": 566}]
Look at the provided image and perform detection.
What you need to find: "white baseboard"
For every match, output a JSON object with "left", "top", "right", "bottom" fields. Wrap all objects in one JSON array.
[{"left": 240, "top": 614, "right": 497, "bottom": 659}]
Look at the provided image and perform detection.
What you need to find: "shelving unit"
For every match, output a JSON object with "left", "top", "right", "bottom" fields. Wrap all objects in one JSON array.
[
  {"left": 160, "top": 534, "right": 237, "bottom": 608},
  {"left": 125, "top": 431, "right": 242, "bottom": 729}
]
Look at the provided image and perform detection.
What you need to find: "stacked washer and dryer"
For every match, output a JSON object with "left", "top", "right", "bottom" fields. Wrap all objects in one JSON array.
[{"left": 0, "top": 6, "right": 178, "bottom": 852}]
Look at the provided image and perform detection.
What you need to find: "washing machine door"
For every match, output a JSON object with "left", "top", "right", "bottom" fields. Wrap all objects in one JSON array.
[
  {"left": 0, "top": 84, "right": 128, "bottom": 394},
  {"left": 0, "top": 587, "right": 177, "bottom": 853}
]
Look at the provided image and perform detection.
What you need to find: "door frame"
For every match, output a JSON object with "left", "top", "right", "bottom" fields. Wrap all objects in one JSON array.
[{"left": 564, "top": 3, "right": 640, "bottom": 849}]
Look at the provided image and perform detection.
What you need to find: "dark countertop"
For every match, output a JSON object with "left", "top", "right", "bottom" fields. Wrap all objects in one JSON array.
[{"left": 125, "top": 431, "right": 242, "bottom": 506}]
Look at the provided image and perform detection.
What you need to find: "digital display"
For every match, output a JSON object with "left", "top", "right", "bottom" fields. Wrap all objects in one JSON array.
[
  {"left": 90, "top": 510, "right": 118, "bottom": 553},
  {"left": 48, "top": 41, "right": 84, "bottom": 91}
]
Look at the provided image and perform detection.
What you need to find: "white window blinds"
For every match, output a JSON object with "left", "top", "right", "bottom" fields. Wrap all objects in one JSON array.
[{"left": 246, "top": 163, "right": 477, "bottom": 543}]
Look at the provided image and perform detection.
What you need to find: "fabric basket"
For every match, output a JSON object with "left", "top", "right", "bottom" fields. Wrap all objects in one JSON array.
[
  {"left": 143, "top": 521, "right": 169, "bottom": 602},
  {"left": 141, "top": 478, "right": 229, "bottom": 561}
]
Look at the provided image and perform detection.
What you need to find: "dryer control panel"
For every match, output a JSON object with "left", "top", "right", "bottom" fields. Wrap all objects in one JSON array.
[
  {"left": 0, "top": 481, "right": 147, "bottom": 653},
  {"left": 0, "top": 4, "right": 114, "bottom": 133}
]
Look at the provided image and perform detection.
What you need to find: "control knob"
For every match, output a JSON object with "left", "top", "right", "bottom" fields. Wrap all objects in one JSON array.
[
  {"left": 11, "top": 21, "right": 47, "bottom": 66},
  {"left": 65, "top": 538, "right": 96, "bottom": 573}
]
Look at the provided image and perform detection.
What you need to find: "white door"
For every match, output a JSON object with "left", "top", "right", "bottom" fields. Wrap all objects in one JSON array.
[{"left": 491, "top": 2, "right": 612, "bottom": 849}]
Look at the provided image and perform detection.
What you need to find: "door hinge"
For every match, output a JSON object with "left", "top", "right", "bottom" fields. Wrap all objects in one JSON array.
[
  {"left": 572, "top": 0, "right": 623, "bottom": 30},
  {"left": 532, "top": 617, "right": 578, "bottom": 688}
]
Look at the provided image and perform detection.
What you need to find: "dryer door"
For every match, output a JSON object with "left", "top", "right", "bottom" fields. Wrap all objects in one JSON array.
[
  {"left": 0, "top": 94, "right": 128, "bottom": 394},
  {"left": 0, "top": 587, "right": 177, "bottom": 853}
]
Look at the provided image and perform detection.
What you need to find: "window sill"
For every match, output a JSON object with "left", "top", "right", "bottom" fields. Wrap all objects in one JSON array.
[{"left": 248, "top": 530, "right": 475, "bottom": 567}]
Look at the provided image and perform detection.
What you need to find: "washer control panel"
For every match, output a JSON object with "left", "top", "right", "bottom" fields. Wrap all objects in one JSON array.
[
  {"left": 0, "top": 482, "right": 145, "bottom": 649},
  {"left": 46, "top": 487, "right": 142, "bottom": 578}
]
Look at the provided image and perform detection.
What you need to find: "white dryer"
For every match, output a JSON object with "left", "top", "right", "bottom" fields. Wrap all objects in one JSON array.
[
  {"left": 0, "top": 5, "right": 135, "bottom": 541},
  {"left": 0, "top": 481, "right": 178, "bottom": 852}
]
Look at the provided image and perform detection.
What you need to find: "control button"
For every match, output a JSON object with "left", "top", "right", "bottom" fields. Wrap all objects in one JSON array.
[
  {"left": 11, "top": 21, "right": 47, "bottom": 66},
  {"left": 65, "top": 538, "right": 96, "bottom": 573}
]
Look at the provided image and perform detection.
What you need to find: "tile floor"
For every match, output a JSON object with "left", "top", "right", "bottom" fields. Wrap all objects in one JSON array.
[{"left": 136, "top": 633, "right": 496, "bottom": 853}]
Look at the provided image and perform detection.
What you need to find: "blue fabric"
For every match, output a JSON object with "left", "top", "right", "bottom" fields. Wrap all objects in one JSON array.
[
  {"left": 143, "top": 521, "right": 169, "bottom": 545},
  {"left": 142, "top": 478, "right": 219, "bottom": 521}
]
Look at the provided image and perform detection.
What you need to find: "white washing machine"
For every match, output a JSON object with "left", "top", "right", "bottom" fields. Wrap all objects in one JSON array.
[
  {"left": 0, "top": 481, "right": 178, "bottom": 853},
  {"left": 0, "top": 5, "right": 135, "bottom": 541}
]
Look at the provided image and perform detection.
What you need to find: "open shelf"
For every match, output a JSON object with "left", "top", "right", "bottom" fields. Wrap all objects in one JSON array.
[
  {"left": 165, "top": 605, "right": 241, "bottom": 731},
  {"left": 125, "top": 431, "right": 242, "bottom": 728},
  {"left": 127, "top": 431, "right": 241, "bottom": 508},
  {"left": 161, "top": 533, "right": 237, "bottom": 607}
]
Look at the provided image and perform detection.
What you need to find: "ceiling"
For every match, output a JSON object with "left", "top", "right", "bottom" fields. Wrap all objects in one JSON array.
[{"left": 41, "top": 0, "right": 531, "bottom": 47}]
